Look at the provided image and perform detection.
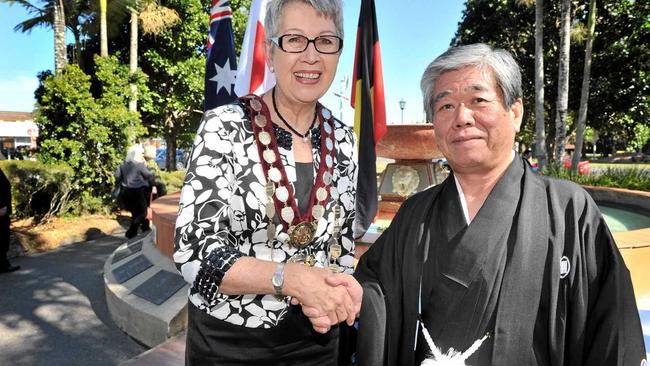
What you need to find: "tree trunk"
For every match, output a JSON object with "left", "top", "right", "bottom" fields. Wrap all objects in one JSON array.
[
  {"left": 571, "top": 0, "right": 597, "bottom": 174},
  {"left": 165, "top": 115, "right": 178, "bottom": 171},
  {"left": 72, "top": 30, "right": 82, "bottom": 67},
  {"left": 53, "top": 0, "right": 67, "bottom": 74},
  {"left": 553, "top": 0, "right": 571, "bottom": 165},
  {"left": 100, "top": 0, "right": 108, "bottom": 57},
  {"left": 129, "top": 9, "right": 138, "bottom": 112},
  {"left": 534, "top": 0, "right": 547, "bottom": 172}
]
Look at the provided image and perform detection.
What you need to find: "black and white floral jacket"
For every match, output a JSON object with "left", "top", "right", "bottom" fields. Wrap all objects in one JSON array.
[{"left": 174, "top": 100, "right": 357, "bottom": 328}]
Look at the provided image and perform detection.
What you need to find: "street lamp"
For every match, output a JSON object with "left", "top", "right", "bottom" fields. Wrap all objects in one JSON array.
[{"left": 399, "top": 98, "right": 406, "bottom": 124}]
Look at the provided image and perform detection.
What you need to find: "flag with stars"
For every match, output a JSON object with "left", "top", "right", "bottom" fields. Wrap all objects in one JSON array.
[{"left": 204, "top": 0, "right": 238, "bottom": 110}]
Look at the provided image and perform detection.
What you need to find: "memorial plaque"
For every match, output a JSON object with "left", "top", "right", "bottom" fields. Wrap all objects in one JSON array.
[
  {"left": 112, "top": 255, "right": 153, "bottom": 284},
  {"left": 112, "top": 240, "right": 143, "bottom": 263},
  {"left": 127, "top": 240, "right": 143, "bottom": 253},
  {"left": 132, "top": 270, "right": 187, "bottom": 305}
]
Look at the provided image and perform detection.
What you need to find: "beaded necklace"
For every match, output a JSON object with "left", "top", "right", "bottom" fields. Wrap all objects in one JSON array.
[{"left": 272, "top": 87, "right": 317, "bottom": 143}]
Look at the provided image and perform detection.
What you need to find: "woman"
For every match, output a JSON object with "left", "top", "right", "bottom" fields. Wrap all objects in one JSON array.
[
  {"left": 115, "top": 144, "right": 154, "bottom": 239},
  {"left": 174, "top": 0, "right": 361, "bottom": 364}
]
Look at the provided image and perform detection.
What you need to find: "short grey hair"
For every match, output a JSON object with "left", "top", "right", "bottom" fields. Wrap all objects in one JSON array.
[
  {"left": 265, "top": 0, "right": 344, "bottom": 41},
  {"left": 126, "top": 144, "right": 145, "bottom": 163},
  {"left": 420, "top": 43, "right": 522, "bottom": 122}
]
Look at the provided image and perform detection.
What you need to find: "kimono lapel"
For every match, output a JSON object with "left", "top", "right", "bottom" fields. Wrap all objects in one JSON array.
[
  {"left": 422, "top": 157, "right": 522, "bottom": 347},
  {"left": 492, "top": 157, "right": 549, "bottom": 364}
]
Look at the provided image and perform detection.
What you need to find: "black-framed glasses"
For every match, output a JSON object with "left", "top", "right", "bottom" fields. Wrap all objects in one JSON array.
[{"left": 271, "top": 34, "right": 343, "bottom": 54}]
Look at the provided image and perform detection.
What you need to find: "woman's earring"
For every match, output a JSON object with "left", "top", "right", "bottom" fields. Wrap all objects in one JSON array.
[{"left": 270, "top": 66, "right": 275, "bottom": 73}]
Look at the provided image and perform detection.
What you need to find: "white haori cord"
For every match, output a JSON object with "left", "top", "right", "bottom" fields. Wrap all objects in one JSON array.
[{"left": 419, "top": 321, "right": 490, "bottom": 366}]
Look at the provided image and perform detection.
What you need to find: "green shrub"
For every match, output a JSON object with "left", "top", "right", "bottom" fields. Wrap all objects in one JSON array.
[
  {"left": 0, "top": 160, "right": 74, "bottom": 222},
  {"left": 543, "top": 165, "right": 650, "bottom": 191},
  {"left": 36, "top": 56, "right": 147, "bottom": 207},
  {"left": 160, "top": 170, "right": 185, "bottom": 195}
]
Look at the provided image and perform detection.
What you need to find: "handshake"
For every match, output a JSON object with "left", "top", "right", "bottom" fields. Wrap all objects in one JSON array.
[{"left": 284, "top": 264, "right": 363, "bottom": 334}]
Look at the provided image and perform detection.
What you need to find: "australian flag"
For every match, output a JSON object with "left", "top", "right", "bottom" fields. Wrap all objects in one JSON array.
[{"left": 204, "top": 0, "right": 238, "bottom": 110}]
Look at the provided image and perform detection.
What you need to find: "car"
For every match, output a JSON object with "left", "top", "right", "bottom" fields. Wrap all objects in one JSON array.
[{"left": 155, "top": 148, "right": 186, "bottom": 170}]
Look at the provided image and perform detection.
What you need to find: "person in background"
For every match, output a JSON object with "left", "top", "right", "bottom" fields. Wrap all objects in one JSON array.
[
  {"left": 173, "top": 0, "right": 362, "bottom": 364},
  {"left": 0, "top": 166, "right": 19, "bottom": 273},
  {"left": 354, "top": 43, "right": 645, "bottom": 365},
  {"left": 115, "top": 144, "right": 154, "bottom": 239}
]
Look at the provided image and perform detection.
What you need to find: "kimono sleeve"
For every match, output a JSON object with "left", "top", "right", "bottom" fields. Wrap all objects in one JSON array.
[{"left": 580, "top": 204, "right": 646, "bottom": 365}]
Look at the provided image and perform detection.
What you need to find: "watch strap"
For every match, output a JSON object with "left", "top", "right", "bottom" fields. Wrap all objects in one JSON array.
[{"left": 272, "top": 262, "right": 286, "bottom": 296}]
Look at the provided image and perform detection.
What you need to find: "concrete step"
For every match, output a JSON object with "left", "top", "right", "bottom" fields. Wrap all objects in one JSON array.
[{"left": 103, "top": 229, "right": 189, "bottom": 348}]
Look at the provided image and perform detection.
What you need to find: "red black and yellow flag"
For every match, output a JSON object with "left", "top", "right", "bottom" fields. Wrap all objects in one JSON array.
[{"left": 350, "top": 0, "right": 386, "bottom": 237}]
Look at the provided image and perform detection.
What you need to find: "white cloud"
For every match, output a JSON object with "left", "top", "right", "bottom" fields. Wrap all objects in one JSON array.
[{"left": 0, "top": 76, "right": 39, "bottom": 112}]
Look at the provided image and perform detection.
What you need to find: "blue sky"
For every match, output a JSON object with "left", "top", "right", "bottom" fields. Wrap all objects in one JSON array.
[{"left": 0, "top": 0, "right": 465, "bottom": 124}]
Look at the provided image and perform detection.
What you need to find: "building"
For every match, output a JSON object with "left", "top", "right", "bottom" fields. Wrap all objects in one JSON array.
[{"left": 0, "top": 111, "right": 38, "bottom": 159}]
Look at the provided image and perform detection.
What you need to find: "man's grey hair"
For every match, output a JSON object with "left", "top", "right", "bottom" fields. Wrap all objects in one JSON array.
[
  {"left": 265, "top": 0, "right": 344, "bottom": 41},
  {"left": 420, "top": 43, "right": 522, "bottom": 122}
]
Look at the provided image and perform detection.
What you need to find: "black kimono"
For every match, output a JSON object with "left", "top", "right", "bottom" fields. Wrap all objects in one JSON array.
[{"left": 355, "top": 156, "right": 646, "bottom": 365}]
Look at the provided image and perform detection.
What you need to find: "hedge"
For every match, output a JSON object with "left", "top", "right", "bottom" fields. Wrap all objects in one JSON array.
[{"left": 0, "top": 160, "right": 74, "bottom": 222}]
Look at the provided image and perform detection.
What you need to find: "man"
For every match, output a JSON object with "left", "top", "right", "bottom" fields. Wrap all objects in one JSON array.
[
  {"left": 0, "top": 166, "right": 19, "bottom": 273},
  {"left": 354, "top": 44, "right": 646, "bottom": 365}
]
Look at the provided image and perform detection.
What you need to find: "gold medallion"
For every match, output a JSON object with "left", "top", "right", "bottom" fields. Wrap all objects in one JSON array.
[
  {"left": 267, "top": 222, "right": 276, "bottom": 241},
  {"left": 258, "top": 131, "right": 271, "bottom": 145},
  {"left": 250, "top": 99, "right": 262, "bottom": 112},
  {"left": 312, "top": 204, "right": 325, "bottom": 220},
  {"left": 304, "top": 254, "right": 316, "bottom": 267},
  {"left": 324, "top": 121, "right": 332, "bottom": 134},
  {"left": 275, "top": 186, "right": 289, "bottom": 202},
  {"left": 288, "top": 221, "right": 316, "bottom": 248},
  {"left": 332, "top": 224, "right": 342, "bottom": 239},
  {"left": 333, "top": 204, "right": 341, "bottom": 218},
  {"left": 281, "top": 206, "right": 295, "bottom": 224},
  {"left": 269, "top": 167, "right": 281, "bottom": 182},
  {"left": 263, "top": 149, "right": 276, "bottom": 164},
  {"left": 265, "top": 202, "right": 275, "bottom": 219},
  {"left": 329, "top": 243, "right": 342, "bottom": 259},
  {"left": 265, "top": 181, "right": 275, "bottom": 196},
  {"left": 255, "top": 114, "right": 267, "bottom": 127},
  {"left": 323, "top": 171, "right": 332, "bottom": 185},
  {"left": 325, "top": 155, "right": 333, "bottom": 168},
  {"left": 316, "top": 187, "right": 328, "bottom": 202}
]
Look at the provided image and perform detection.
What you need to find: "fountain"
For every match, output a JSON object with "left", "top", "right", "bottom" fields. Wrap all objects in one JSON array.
[{"left": 375, "top": 123, "right": 444, "bottom": 219}]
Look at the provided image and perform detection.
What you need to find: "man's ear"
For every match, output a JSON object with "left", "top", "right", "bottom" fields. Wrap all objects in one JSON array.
[{"left": 510, "top": 98, "right": 523, "bottom": 133}]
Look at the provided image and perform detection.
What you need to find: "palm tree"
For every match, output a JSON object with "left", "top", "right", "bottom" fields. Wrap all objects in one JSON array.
[
  {"left": 571, "top": 0, "right": 597, "bottom": 174},
  {"left": 534, "top": 0, "right": 547, "bottom": 172},
  {"left": 99, "top": 0, "right": 107, "bottom": 56},
  {"left": 553, "top": 0, "right": 571, "bottom": 165},
  {"left": 127, "top": 0, "right": 180, "bottom": 111},
  {"left": 3, "top": 0, "right": 69, "bottom": 74}
]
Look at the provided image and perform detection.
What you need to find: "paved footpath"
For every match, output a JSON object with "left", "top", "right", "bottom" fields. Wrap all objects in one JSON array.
[{"left": 0, "top": 231, "right": 147, "bottom": 366}]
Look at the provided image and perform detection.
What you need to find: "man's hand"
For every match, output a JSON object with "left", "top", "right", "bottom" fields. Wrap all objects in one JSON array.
[
  {"left": 285, "top": 265, "right": 359, "bottom": 333},
  {"left": 325, "top": 273, "right": 363, "bottom": 323},
  {"left": 290, "top": 270, "right": 363, "bottom": 333}
]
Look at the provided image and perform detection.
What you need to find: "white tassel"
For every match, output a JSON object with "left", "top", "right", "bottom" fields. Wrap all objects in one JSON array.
[{"left": 419, "top": 322, "right": 490, "bottom": 366}]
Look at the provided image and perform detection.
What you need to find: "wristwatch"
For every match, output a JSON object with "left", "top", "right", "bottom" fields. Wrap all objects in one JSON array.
[{"left": 272, "top": 262, "right": 286, "bottom": 297}]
